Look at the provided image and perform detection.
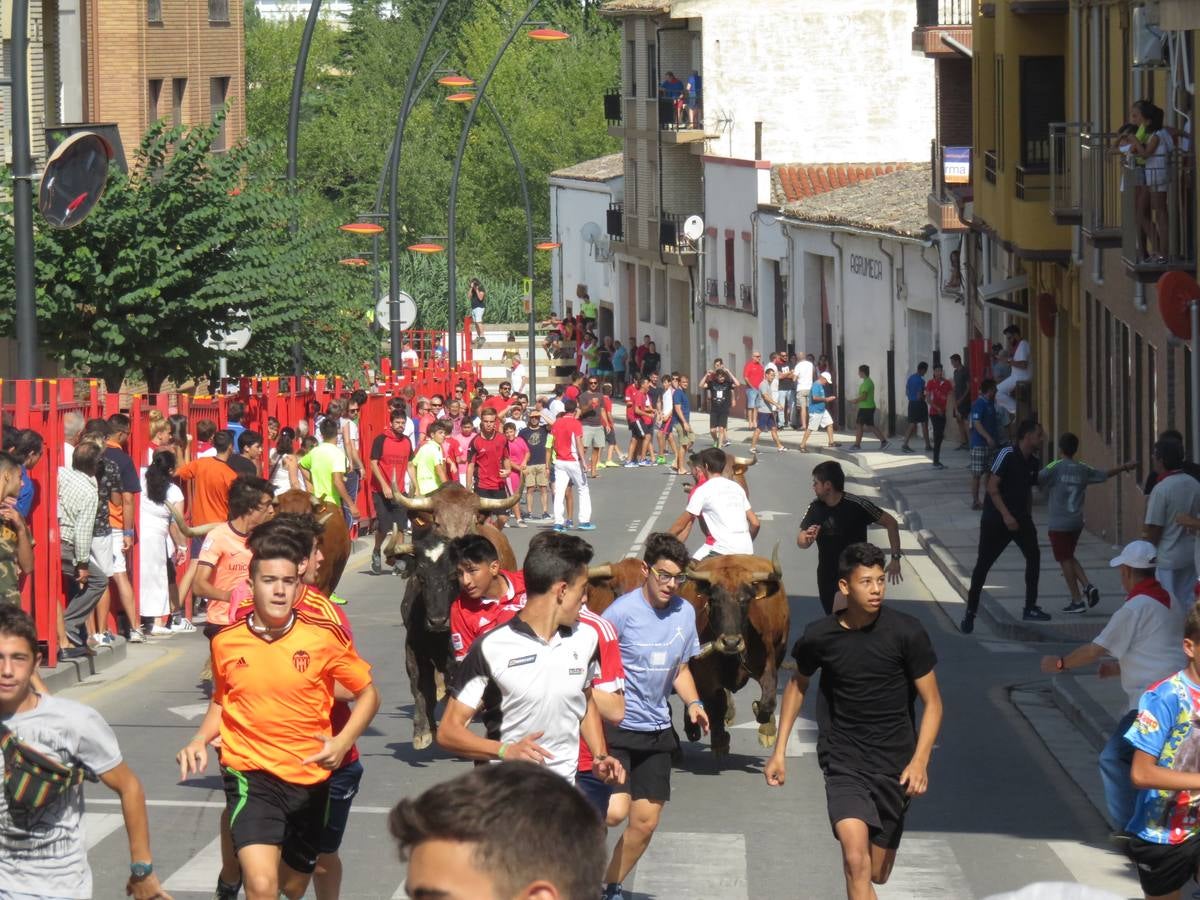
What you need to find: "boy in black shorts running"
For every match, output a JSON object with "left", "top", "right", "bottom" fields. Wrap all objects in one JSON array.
[{"left": 766, "top": 542, "right": 943, "bottom": 899}]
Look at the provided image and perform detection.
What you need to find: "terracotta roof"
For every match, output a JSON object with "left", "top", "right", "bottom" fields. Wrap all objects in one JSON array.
[
  {"left": 550, "top": 153, "right": 625, "bottom": 182},
  {"left": 779, "top": 164, "right": 934, "bottom": 239},
  {"left": 772, "top": 163, "right": 908, "bottom": 206},
  {"left": 599, "top": 0, "right": 671, "bottom": 14}
]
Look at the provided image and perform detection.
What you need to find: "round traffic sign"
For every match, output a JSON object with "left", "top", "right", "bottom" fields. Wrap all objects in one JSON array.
[
  {"left": 375, "top": 292, "right": 417, "bottom": 330},
  {"left": 1157, "top": 271, "right": 1200, "bottom": 341},
  {"left": 38, "top": 131, "right": 112, "bottom": 228}
]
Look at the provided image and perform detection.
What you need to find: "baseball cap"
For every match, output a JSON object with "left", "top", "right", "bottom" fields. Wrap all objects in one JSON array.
[
  {"left": 820, "top": 371, "right": 833, "bottom": 382},
  {"left": 1109, "top": 540, "right": 1157, "bottom": 569}
]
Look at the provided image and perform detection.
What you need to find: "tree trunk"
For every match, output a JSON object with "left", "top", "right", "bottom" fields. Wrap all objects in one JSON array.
[
  {"left": 144, "top": 366, "right": 166, "bottom": 395},
  {"left": 101, "top": 368, "right": 125, "bottom": 395}
]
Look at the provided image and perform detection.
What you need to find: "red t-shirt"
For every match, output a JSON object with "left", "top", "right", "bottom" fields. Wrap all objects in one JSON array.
[
  {"left": 370, "top": 431, "right": 412, "bottom": 493},
  {"left": 624, "top": 385, "right": 639, "bottom": 422},
  {"left": 743, "top": 360, "right": 764, "bottom": 388},
  {"left": 551, "top": 416, "right": 582, "bottom": 462},
  {"left": 564, "top": 384, "right": 580, "bottom": 402},
  {"left": 577, "top": 608, "right": 626, "bottom": 773},
  {"left": 449, "top": 570, "right": 527, "bottom": 661},
  {"left": 635, "top": 390, "right": 655, "bottom": 426},
  {"left": 483, "top": 396, "right": 510, "bottom": 416},
  {"left": 469, "top": 430, "right": 509, "bottom": 490},
  {"left": 602, "top": 395, "right": 613, "bottom": 427},
  {"left": 925, "top": 377, "right": 954, "bottom": 416}
]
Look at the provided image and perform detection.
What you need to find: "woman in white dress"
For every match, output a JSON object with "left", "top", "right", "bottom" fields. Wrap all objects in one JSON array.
[{"left": 139, "top": 450, "right": 189, "bottom": 635}]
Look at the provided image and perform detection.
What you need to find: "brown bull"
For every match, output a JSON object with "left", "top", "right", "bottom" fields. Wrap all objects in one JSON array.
[
  {"left": 680, "top": 452, "right": 756, "bottom": 498},
  {"left": 274, "top": 489, "right": 351, "bottom": 597},
  {"left": 381, "top": 481, "right": 521, "bottom": 750},
  {"left": 586, "top": 546, "right": 788, "bottom": 757}
]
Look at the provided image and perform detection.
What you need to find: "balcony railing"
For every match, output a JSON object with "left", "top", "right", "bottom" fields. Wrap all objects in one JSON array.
[
  {"left": 739, "top": 283, "right": 754, "bottom": 312},
  {"left": 1120, "top": 151, "right": 1196, "bottom": 278},
  {"left": 603, "top": 88, "right": 622, "bottom": 126},
  {"left": 723, "top": 280, "right": 735, "bottom": 305},
  {"left": 916, "top": 0, "right": 972, "bottom": 26},
  {"left": 659, "top": 212, "right": 698, "bottom": 253},
  {"left": 606, "top": 202, "right": 624, "bottom": 241},
  {"left": 1015, "top": 164, "right": 1050, "bottom": 200},
  {"left": 983, "top": 150, "right": 998, "bottom": 184},
  {"left": 1049, "top": 122, "right": 1087, "bottom": 223},
  {"left": 705, "top": 277, "right": 718, "bottom": 303},
  {"left": 1080, "top": 132, "right": 1122, "bottom": 247}
]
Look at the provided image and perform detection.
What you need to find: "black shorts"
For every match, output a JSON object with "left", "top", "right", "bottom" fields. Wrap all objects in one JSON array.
[
  {"left": 1128, "top": 835, "right": 1200, "bottom": 896},
  {"left": 318, "top": 759, "right": 363, "bottom": 855},
  {"left": 855, "top": 408, "right": 876, "bottom": 427},
  {"left": 628, "top": 420, "right": 648, "bottom": 440},
  {"left": 372, "top": 494, "right": 408, "bottom": 534},
  {"left": 824, "top": 766, "right": 910, "bottom": 851},
  {"left": 605, "top": 428, "right": 617, "bottom": 446},
  {"left": 710, "top": 405, "right": 730, "bottom": 429},
  {"left": 956, "top": 398, "right": 971, "bottom": 419},
  {"left": 475, "top": 487, "right": 507, "bottom": 501},
  {"left": 817, "top": 567, "right": 840, "bottom": 616},
  {"left": 222, "top": 767, "right": 331, "bottom": 874},
  {"left": 606, "top": 725, "right": 676, "bottom": 803},
  {"left": 576, "top": 769, "right": 613, "bottom": 819},
  {"left": 907, "top": 401, "right": 928, "bottom": 424}
]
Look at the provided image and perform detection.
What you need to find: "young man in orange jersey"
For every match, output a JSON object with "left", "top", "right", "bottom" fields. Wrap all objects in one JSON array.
[{"left": 176, "top": 529, "right": 380, "bottom": 900}]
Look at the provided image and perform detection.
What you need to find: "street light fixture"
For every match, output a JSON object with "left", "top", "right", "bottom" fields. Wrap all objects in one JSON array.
[
  {"left": 339, "top": 222, "right": 385, "bottom": 236},
  {"left": 437, "top": 75, "right": 476, "bottom": 88},
  {"left": 446, "top": 92, "right": 476, "bottom": 103},
  {"left": 339, "top": 257, "right": 371, "bottom": 266},
  {"left": 528, "top": 28, "right": 569, "bottom": 41},
  {"left": 407, "top": 243, "right": 446, "bottom": 254}
]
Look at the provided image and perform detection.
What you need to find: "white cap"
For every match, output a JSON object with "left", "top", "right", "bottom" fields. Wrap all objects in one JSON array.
[
  {"left": 820, "top": 371, "right": 833, "bottom": 382},
  {"left": 1109, "top": 540, "right": 1158, "bottom": 569}
]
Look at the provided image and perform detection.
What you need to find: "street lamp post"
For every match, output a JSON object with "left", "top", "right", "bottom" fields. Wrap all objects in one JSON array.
[{"left": 10, "top": 0, "right": 38, "bottom": 379}]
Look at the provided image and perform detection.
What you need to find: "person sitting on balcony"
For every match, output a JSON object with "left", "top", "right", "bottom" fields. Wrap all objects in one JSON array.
[
  {"left": 1128, "top": 100, "right": 1175, "bottom": 263},
  {"left": 659, "top": 71, "right": 684, "bottom": 127}
]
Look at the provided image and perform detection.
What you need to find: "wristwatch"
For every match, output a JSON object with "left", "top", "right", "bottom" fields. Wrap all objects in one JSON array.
[
  {"left": 891, "top": 551, "right": 903, "bottom": 561},
  {"left": 130, "top": 862, "right": 154, "bottom": 879}
]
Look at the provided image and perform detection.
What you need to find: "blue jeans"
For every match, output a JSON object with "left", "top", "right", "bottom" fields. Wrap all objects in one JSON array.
[
  {"left": 777, "top": 389, "right": 795, "bottom": 425},
  {"left": 745, "top": 388, "right": 759, "bottom": 418},
  {"left": 1100, "top": 709, "right": 1138, "bottom": 831}
]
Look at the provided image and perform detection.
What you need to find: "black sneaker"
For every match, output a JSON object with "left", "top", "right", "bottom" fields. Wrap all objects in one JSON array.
[
  {"left": 959, "top": 612, "right": 975, "bottom": 634},
  {"left": 932, "top": 462, "right": 946, "bottom": 470},
  {"left": 1022, "top": 606, "right": 1052, "bottom": 622},
  {"left": 213, "top": 879, "right": 242, "bottom": 900},
  {"left": 371, "top": 550, "right": 382, "bottom": 575},
  {"left": 1085, "top": 585, "right": 1101, "bottom": 608},
  {"left": 1062, "top": 601, "right": 1087, "bottom": 614},
  {"left": 601, "top": 884, "right": 625, "bottom": 900}
]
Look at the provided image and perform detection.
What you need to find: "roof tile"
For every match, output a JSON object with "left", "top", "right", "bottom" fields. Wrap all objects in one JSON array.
[{"left": 771, "top": 162, "right": 907, "bottom": 206}]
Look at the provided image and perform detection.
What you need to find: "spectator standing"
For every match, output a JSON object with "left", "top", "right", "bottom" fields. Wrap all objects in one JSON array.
[
  {"left": 225, "top": 429, "right": 261, "bottom": 478},
  {"left": 996, "top": 323, "right": 1032, "bottom": 416},
  {"left": 503, "top": 422, "right": 529, "bottom": 527},
  {"left": 777, "top": 361, "right": 796, "bottom": 430},
  {"left": 224, "top": 401, "right": 247, "bottom": 451},
  {"left": 659, "top": 71, "right": 685, "bottom": 125},
  {"left": 742, "top": 352, "right": 765, "bottom": 428},
  {"left": 518, "top": 411, "right": 552, "bottom": 519},
  {"left": 10, "top": 429, "right": 41, "bottom": 520},
  {"left": 176, "top": 431, "right": 239, "bottom": 532},
  {"left": 850, "top": 364, "right": 888, "bottom": 451},
  {"left": 951, "top": 353, "right": 971, "bottom": 449},
  {"left": 103, "top": 415, "right": 144, "bottom": 642},
  {"left": 195, "top": 419, "right": 218, "bottom": 457},
  {"left": 799, "top": 372, "right": 838, "bottom": 452},
  {"left": 508, "top": 353, "right": 528, "bottom": 396},
  {"left": 269, "top": 427, "right": 302, "bottom": 495},
  {"left": 670, "top": 374, "right": 695, "bottom": 474},
  {"left": 340, "top": 391, "right": 367, "bottom": 516},
  {"left": 79, "top": 426, "right": 126, "bottom": 647},
  {"left": 961, "top": 419, "right": 1051, "bottom": 633},
  {"left": 794, "top": 353, "right": 815, "bottom": 430},
  {"left": 699, "top": 359, "right": 737, "bottom": 448},
  {"left": 61, "top": 409, "right": 85, "bottom": 469},
  {"left": 1143, "top": 435, "right": 1200, "bottom": 608},
  {"left": 1041, "top": 432, "right": 1135, "bottom": 613},
  {"left": 551, "top": 399, "right": 594, "bottom": 532},
  {"left": 57, "top": 442, "right": 105, "bottom": 658},
  {"left": 611, "top": 341, "right": 629, "bottom": 394},
  {"left": 925, "top": 362, "right": 954, "bottom": 469},
  {"left": 369, "top": 409, "right": 412, "bottom": 573},
  {"left": 751, "top": 368, "right": 786, "bottom": 453},
  {"left": 139, "top": 450, "right": 186, "bottom": 636},
  {"left": 901, "top": 362, "right": 931, "bottom": 453},
  {"left": 1041, "top": 540, "right": 1185, "bottom": 833},
  {"left": 468, "top": 277, "right": 487, "bottom": 344},
  {"left": 640, "top": 341, "right": 661, "bottom": 379},
  {"left": 968, "top": 379, "right": 1004, "bottom": 510},
  {"left": 0, "top": 452, "right": 33, "bottom": 610},
  {"left": 578, "top": 377, "right": 606, "bottom": 478},
  {"left": 685, "top": 69, "right": 702, "bottom": 127}
]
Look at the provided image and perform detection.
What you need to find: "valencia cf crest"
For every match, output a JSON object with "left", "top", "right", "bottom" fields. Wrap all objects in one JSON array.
[{"left": 292, "top": 650, "right": 311, "bottom": 673}]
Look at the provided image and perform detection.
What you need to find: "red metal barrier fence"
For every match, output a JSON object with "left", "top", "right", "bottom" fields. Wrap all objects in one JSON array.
[{"left": 3, "top": 324, "right": 479, "bottom": 666}]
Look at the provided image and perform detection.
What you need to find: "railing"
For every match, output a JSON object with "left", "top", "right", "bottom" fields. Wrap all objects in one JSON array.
[
  {"left": 916, "top": 0, "right": 972, "bottom": 26},
  {"left": 705, "top": 277, "right": 718, "bottom": 302},
  {"left": 603, "top": 88, "right": 622, "bottom": 126},
  {"left": 1081, "top": 132, "right": 1123, "bottom": 246},
  {"left": 659, "top": 212, "right": 698, "bottom": 252},
  {"left": 984, "top": 150, "right": 998, "bottom": 184},
  {"left": 1015, "top": 163, "right": 1049, "bottom": 200},
  {"left": 1120, "top": 151, "right": 1197, "bottom": 275},
  {"left": 723, "top": 280, "right": 735, "bottom": 305},
  {"left": 1049, "top": 122, "right": 1087, "bottom": 220},
  {"left": 739, "top": 283, "right": 754, "bottom": 312},
  {"left": 606, "top": 202, "right": 624, "bottom": 240}
]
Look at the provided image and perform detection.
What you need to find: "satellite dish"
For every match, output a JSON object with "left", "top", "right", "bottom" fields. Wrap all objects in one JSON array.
[
  {"left": 683, "top": 215, "right": 705, "bottom": 242},
  {"left": 38, "top": 131, "right": 113, "bottom": 229},
  {"left": 376, "top": 291, "right": 417, "bottom": 330},
  {"left": 580, "top": 221, "right": 601, "bottom": 244}
]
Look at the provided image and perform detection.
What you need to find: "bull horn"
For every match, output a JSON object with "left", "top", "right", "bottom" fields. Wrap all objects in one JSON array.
[
  {"left": 745, "top": 568, "right": 776, "bottom": 584},
  {"left": 731, "top": 453, "right": 757, "bottom": 468},
  {"left": 316, "top": 510, "right": 335, "bottom": 527},
  {"left": 771, "top": 541, "right": 782, "bottom": 578},
  {"left": 685, "top": 565, "right": 714, "bottom": 584},
  {"left": 167, "top": 505, "right": 222, "bottom": 539},
  {"left": 309, "top": 494, "right": 321, "bottom": 510},
  {"left": 588, "top": 564, "right": 613, "bottom": 580},
  {"left": 383, "top": 527, "right": 415, "bottom": 558},
  {"left": 394, "top": 492, "right": 435, "bottom": 512},
  {"left": 478, "top": 473, "right": 524, "bottom": 512}
]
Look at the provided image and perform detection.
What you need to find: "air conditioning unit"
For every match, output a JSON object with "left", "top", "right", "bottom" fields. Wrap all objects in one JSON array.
[{"left": 1132, "top": 4, "right": 1166, "bottom": 68}]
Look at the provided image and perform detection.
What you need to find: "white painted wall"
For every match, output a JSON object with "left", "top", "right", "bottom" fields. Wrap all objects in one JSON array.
[
  {"left": 255, "top": 0, "right": 352, "bottom": 24},
  {"left": 670, "top": 0, "right": 934, "bottom": 164},
  {"left": 549, "top": 175, "right": 623, "bottom": 327}
]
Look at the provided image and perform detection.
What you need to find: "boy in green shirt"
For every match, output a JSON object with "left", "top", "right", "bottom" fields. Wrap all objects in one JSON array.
[
  {"left": 411, "top": 422, "right": 449, "bottom": 496},
  {"left": 851, "top": 365, "right": 889, "bottom": 451}
]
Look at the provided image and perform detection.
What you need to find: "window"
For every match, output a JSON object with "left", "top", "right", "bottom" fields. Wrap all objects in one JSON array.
[
  {"left": 147, "top": 0, "right": 162, "bottom": 22},
  {"left": 148, "top": 79, "right": 163, "bottom": 122},
  {"left": 1018, "top": 56, "right": 1065, "bottom": 168},
  {"left": 626, "top": 40, "right": 637, "bottom": 98},
  {"left": 172, "top": 78, "right": 186, "bottom": 127},
  {"left": 210, "top": 76, "right": 230, "bottom": 150},
  {"left": 208, "top": 0, "right": 229, "bottom": 21},
  {"left": 626, "top": 160, "right": 637, "bottom": 215},
  {"left": 647, "top": 43, "right": 657, "bottom": 99},
  {"left": 994, "top": 55, "right": 1004, "bottom": 170}
]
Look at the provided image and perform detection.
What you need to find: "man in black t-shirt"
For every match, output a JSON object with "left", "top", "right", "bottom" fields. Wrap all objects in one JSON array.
[
  {"left": 797, "top": 461, "right": 902, "bottom": 614},
  {"left": 961, "top": 418, "right": 1049, "bottom": 633},
  {"left": 699, "top": 359, "right": 739, "bottom": 447},
  {"left": 766, "top": 542, "right": 943, "bottom": 899},
  {"left": 518, "top": 412, "right": 551, "bottom": 520}
]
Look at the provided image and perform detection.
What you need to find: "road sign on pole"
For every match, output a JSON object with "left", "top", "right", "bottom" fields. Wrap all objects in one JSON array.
[{"left": 376, "top": 291, "right": 417, "bottom": 331}]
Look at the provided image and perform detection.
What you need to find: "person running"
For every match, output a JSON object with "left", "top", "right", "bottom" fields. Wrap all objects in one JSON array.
[
  {"left": 751, "top": 368, "right": 786, "bottom": 453},
  {"left": 1121, "top": 604, "right": 1200, "bottom": 900},
  {"left": 850, "top": 364, "right": 888, "bottom": 451},
  {"left": 1040, "top": 432, "right": 1136, "bottom": 613},
  {"left": 925, "top": 362, "right": 953, "bottom": 469},
  {"left": 671, "top": 447, "right": 759, "bottom": 560},
  {"left": 797, "top": 460, "right": 903, "bottom": 615},
  {"left": 699, "top": 359, "right": 737, "bottom": 447},
  {"left": 968, "top": 379, "right": 1004, "bottom": 510},
  {"left": 447, "top": 534, "right": 528, "bottom": 662},
  {"left": 468, "top": 408, "right": 512, "bottom": 528},
  {"left": 800, "top": 372, "right": 838, "bottom": 451},
  {"left": 1040, "top": 540, "right": 1185, "bottom": 835},
  {"left": 437, "top": 532, "right": 624, "bottom": 786},
  {"left": 901, "top": 362, "right": 930, "bottom": 453},
  {"left": 299, "top": 418, "right": 355, "bottom": 528},
  {"left": 961, "top": 419, "right": 1051, "bottom": 634},
  {"left": 176, "top": 531, "right": 380, "bottom": 900},
  {"left": 369, "top": 407, "right": 412, "bottom": 574},
  {"left": 602, "top": 533, "right": 709, "bottom": 900},
  {"left": 765, "top": 542, "right": 943, "bottom": 900},
  {"left": 551, "top": 399, "right": 594, "bottom": 532},
  {"left": 410, "top": 421, "right": 448, "bottom": 496}
]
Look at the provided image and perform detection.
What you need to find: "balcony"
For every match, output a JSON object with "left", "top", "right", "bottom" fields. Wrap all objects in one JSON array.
[
  {"left": 912, "top": 0, "right": 972, "bottom": 57},
  {"left": 1080, "top": 132, "right": 1122, "bottom": 248},
  {"left": 929, "top": 142, "right": 971, "bottom": 231},
  {"left": 606, "top": 202, "right": 624, "bottom": 241},
  {"left": 739, "top": 283, "right": 755, "bottom": 312},
  {"left": 723, "top": 280, "right": 735, "bottom": 305},
  {"left": 1015, "top": 136, "right": 1051, "bottom": 201},
  {"left": 705, "top": 277, "right": 718, "bottom": 304},
  {"left": 657, "top": 98, "right": 708, "bottom": 144},
  {"left": 984, "top": 150, "right": 998, "bottom": 185},
  {"left": 659, "top": 212, "right": 699, "bottom": 255},
  {"left": 1049, "top": 122, "right": 1087, "bottom": 224},
  {"left": 1121, "top": 152, "right": 1196, "bottom": 282},
  {"left": 603, "top": 88, "right": 622, "bottom": 127}
]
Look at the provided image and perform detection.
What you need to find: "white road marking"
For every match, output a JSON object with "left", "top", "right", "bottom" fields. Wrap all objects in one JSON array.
[
  {"left": 391, "top": 877, "right": 410, "bottom": 899},
  {"left": 167, "top": 702, "right": 211, "bottom": 720},
  {"left": 878, "top": 837, "right": 973, "bottom": 898},
  {"left": 162, "top": 836, "right": 225, "bottom": 892},
  {"left": 979, "top": 641, "right": 1034, "bottom": 654},
  {"left": 755, "top": 510, "right": 791, "bottom": 521},
  {"left": 82, "top": 812, "right": 126, "bottom": 850},
  {"left": 627, "top": 474, "right": 678, "bottom": 557},
  {"left": 86, "top": 796, "right": 394, "bottom": 814},
  {"left": 632, "top": 832, "right": 748, "bottom": 899},
  {"left": 1045, "top": 839, "right": 1141, "bottom": 896}
]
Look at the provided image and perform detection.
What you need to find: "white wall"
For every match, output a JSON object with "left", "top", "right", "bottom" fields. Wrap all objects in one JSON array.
[
  {"left": 549, "top": 176, "right": 623, "bottom": 328},
  {"left": 671, "top": 0, "right": 934, "bottom": 164}
]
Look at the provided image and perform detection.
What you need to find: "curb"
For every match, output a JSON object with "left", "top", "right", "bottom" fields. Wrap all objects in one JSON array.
[
  {"left": 39, "top": 638, "right": 128, "bottom": 692},
  {"left": 1049, "top": 674, "right": 1118, "bottom": 753}
]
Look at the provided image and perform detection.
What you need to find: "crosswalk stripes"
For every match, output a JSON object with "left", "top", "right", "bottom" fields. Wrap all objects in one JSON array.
[
  {"left": 81, "top": 812, "right": 126, "bottom": 850},
  {"left": 161, "top": 836, "right": 225, "bottom": 893},
  {"left": 629, "top": 832, "right": 748, "bottom": 899},
  {"left": 878, "top": 837, "right": 973, "bottom": 898},
  {"left": 1045, "top": 839, "right": 1141, "bottom": 895}
]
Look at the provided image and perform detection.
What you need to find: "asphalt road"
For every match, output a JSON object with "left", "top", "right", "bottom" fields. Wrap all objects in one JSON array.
[{"left": 68, "top": 447, "right": 1145, "bottom": 899}]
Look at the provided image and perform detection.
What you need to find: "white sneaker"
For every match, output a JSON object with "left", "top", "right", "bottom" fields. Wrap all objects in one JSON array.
[
  {"left": 150, "top": 624, "right": 173, "bottom": 637},
  {"left": 170, "top": 618, "right": 197, "bottom": 634},
  {"left": 127, "top": 629, "right": 146, "bottom": 644}
]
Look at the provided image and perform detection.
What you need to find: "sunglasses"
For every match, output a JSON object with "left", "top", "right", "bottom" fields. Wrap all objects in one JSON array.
[{"left": 431, "top": 402, "right": 443, "bottom": 407}]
